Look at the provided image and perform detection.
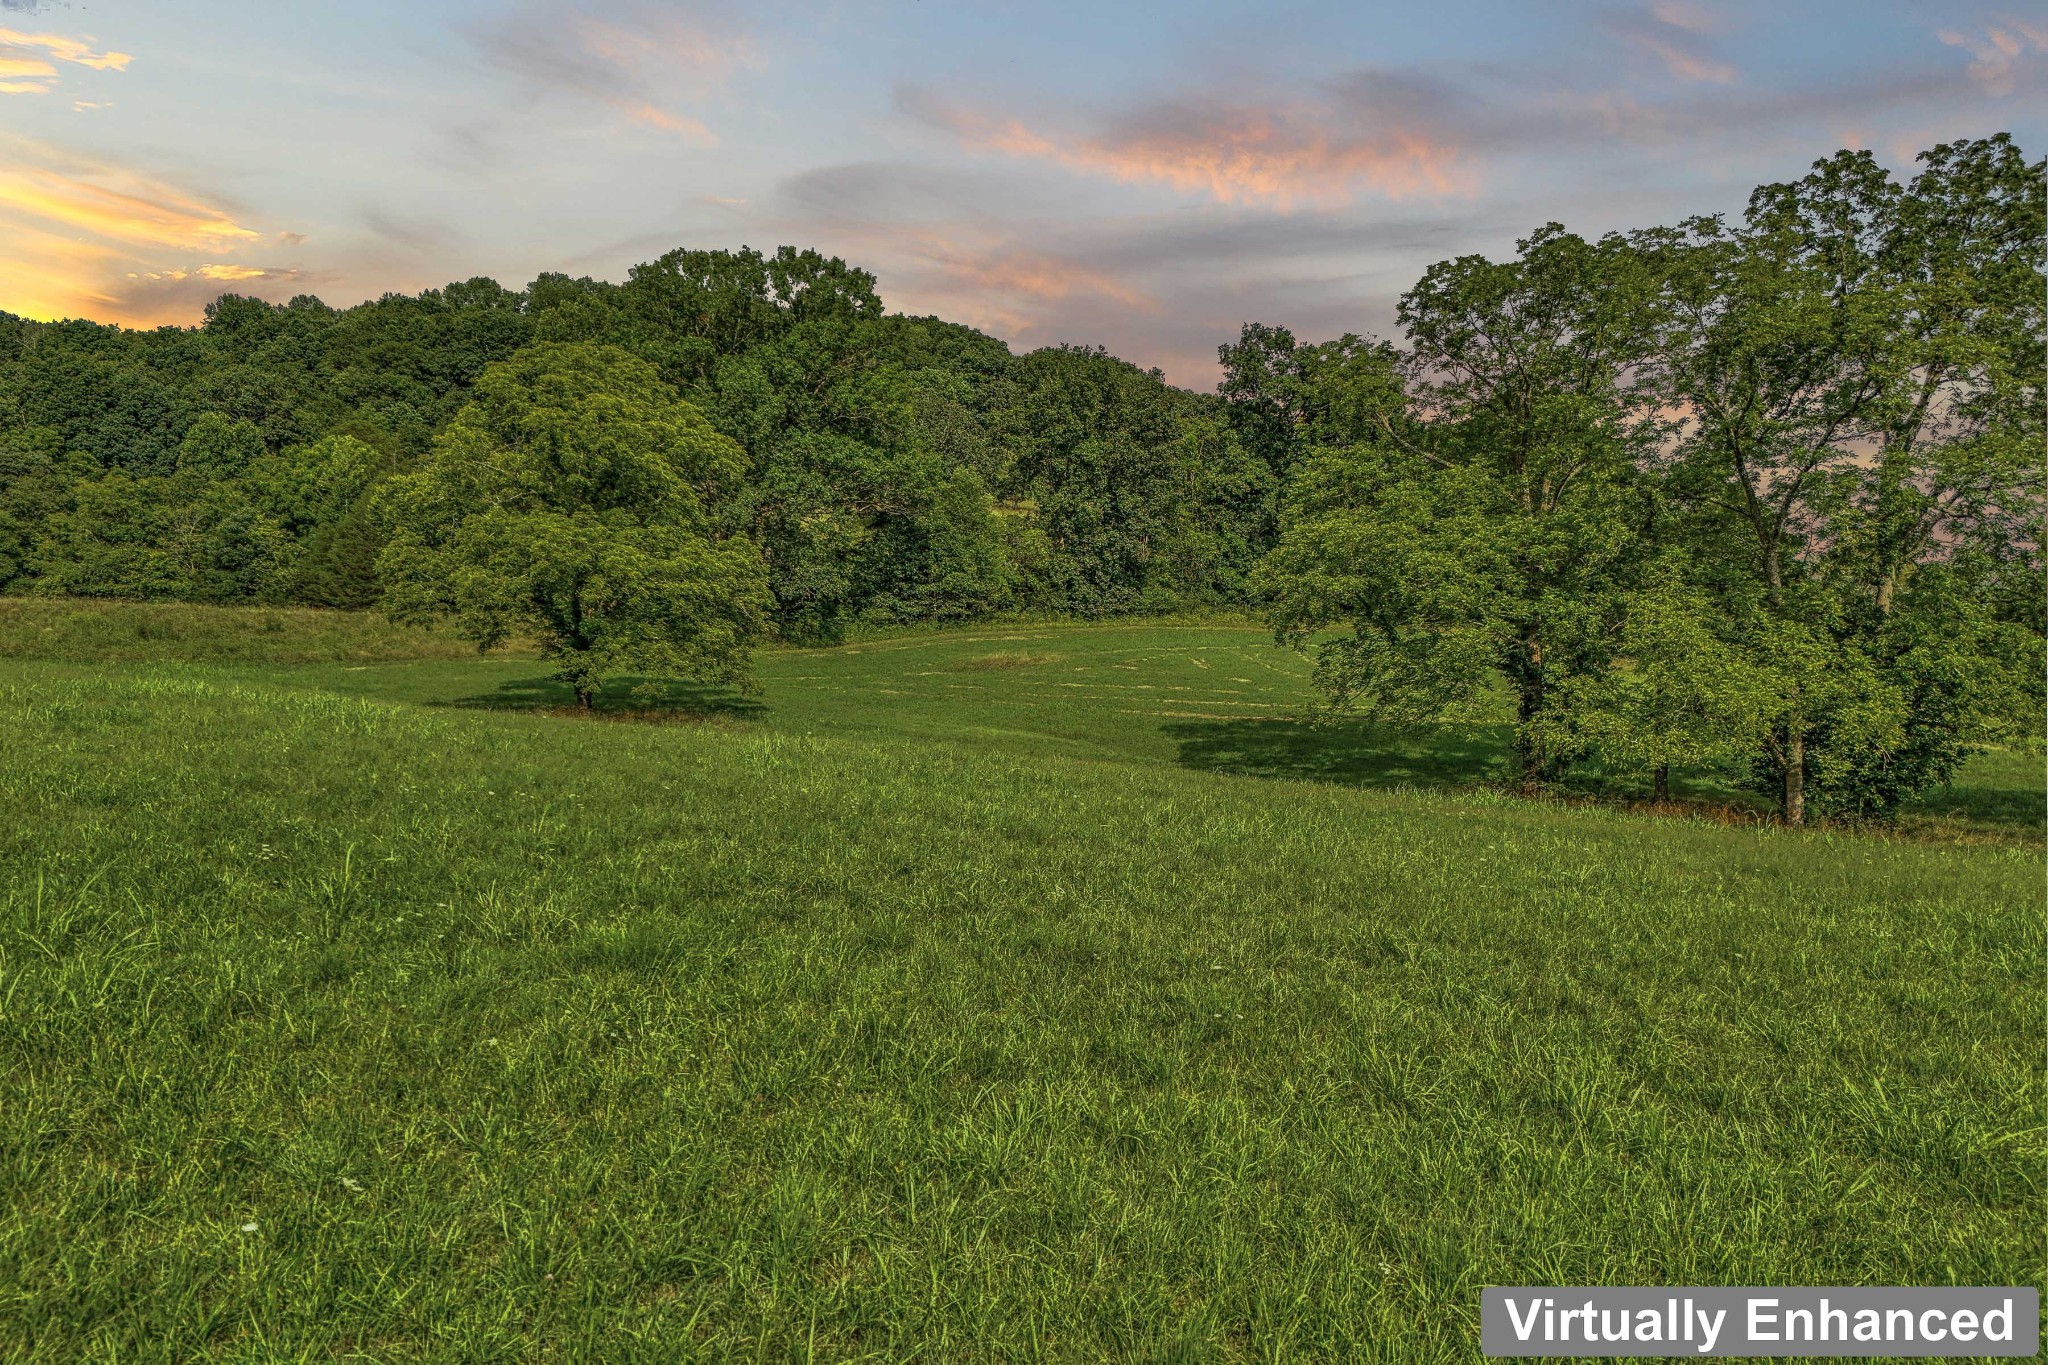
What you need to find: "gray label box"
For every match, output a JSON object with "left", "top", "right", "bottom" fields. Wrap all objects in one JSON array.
[{"left": 1481, "top": 1287, "right": 2039, "bottom": 1357}]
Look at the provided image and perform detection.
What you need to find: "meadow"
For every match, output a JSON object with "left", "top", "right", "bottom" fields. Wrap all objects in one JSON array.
[{"left": 0, "top": 598, "right": 2041, "bottom": 1361}]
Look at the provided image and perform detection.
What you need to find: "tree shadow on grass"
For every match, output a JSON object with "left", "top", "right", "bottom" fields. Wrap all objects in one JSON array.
[
  {"left": 1900, "top": 782, "right": 2046, "bottom": 830},
  {"left": 440, "top": 673, "right": 767, "bottom": 722},
  {"left": 1163, "top": 716, "right": 1508, "bottom": 791}
]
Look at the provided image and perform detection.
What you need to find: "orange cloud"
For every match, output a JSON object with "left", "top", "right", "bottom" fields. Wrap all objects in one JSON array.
[
  {"left": 0, "top": 28, "right": 133, "bottom": 71},
  {"left": 127, "top": 265, "right": 300, "bottom": 284},
  {"left": 920, "top": 96, "right": 1470, "bottom": 210},
  {"left": 0, "top": 166, "right": 260, "bottom": 250},
  {"left": 0, "top": 220, "right": 121, "bottom": 318},
  {"left": 198, "top": 264, "right": 272, "bottom": 281},
  {"left": 0, "top": 27, "right": 131, "bottom": 95},
  {"left": 916, "top": 235, "right": 1154, "bottom": 313},
  {"left": 0, "top": 139, "right": 296, "bottom": 324},
  {"left": 620, "top": 102, "right": 716, "bottom": 144},
  {"left": 574, "top": 11, "right": 750, "bottom": 78}
]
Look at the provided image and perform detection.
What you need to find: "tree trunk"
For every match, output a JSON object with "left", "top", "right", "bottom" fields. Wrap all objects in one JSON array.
[
  {"left": 1783, "top": 729, "right": 1805, "bottom": 826},
  {"left": 1513, "top": 629, "right": 1545, "bottom": 796},
  {"left": 576, "top": 687, "right": 593, "bottom": 712},
  {"left": 1652, "top": 763, "right": 1670, "bottom": 805},
  {"left": 1513, "top": 694, "right": 1544, "bottom": 796}
]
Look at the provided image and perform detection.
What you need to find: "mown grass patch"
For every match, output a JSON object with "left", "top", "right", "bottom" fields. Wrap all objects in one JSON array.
[{"left": 953, "top": 650, "right": 1069, "bottom": 671}]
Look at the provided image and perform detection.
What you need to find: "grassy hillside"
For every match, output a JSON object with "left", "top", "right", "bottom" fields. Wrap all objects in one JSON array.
[
  {"left": 0, "top": 601, "right": 2042, "bottom": 1360},
  {"left": 0, "top": 597, "right": 475, "bottom": 665}
]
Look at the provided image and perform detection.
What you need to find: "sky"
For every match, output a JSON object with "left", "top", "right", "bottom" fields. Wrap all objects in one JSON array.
[{"left": 0, "top": 0, "right": 2041, "bottom": 388}]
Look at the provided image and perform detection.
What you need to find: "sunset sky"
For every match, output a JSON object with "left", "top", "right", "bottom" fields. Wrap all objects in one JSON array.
[{"left": 1, "top": 0, "right": 2041, "bottom": 385}]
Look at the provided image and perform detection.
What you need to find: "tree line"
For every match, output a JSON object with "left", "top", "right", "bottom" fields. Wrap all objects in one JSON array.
[{"left": 1, "top": 135, "right": 2038, "bottom": 823}]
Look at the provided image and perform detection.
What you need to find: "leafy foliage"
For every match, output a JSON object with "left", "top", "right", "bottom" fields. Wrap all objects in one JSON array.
[
  {"left": 377, "top": 345, "right": 771, "bottom": 704},
  {"left": 1258, "top": 137, "right": 2043, "bottom": 822}
]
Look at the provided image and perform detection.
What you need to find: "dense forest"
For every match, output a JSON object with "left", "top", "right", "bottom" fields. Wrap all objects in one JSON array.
[
  {"left": 2, "top": 136, "right": 2041, "bottom": 823},
  {"left": 0, "top": 248, "right": 1267, "bottom": 630}
]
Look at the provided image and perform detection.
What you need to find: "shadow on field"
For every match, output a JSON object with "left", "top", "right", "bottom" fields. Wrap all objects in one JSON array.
[
  {"left": 1901, "top": 782, "right": 2045, "bottom": 828},
  {"left": 1164, "top": 717, "right": 1506, "bottom": 790},
  {"left": 443, "top": 674, "right": 766, "bottom": 721}
]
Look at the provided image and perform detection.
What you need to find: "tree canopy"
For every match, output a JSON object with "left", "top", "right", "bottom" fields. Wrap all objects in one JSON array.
[
  {"left": 1258, "top": 134, "right": 2043, "bottom": 822},
  {"left": 377, "top": 344, "right": 770, "bottom": 706}
]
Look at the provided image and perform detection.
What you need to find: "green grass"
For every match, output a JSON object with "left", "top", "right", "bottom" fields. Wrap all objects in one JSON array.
[
  {"left": 186, "top": 614, "right": 2039, "bottom": 839},
  {"left": 0, "top": 597, "right": 474, "bottom": 665},
  {"left": 1, "top": 601, "right": 2042, "bottom": 1361}
]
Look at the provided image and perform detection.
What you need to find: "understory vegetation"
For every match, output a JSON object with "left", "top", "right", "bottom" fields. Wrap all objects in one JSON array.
[{"left": 0, "top": 603, "right": 2041, "bottom": 1360}]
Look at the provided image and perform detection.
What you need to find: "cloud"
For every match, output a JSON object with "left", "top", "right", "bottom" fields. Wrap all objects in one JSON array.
[
  {"left": 619, "top": 102, "right": 716, "bottom": 143},
  {"left": 0, "top": 166, "right": 259, "bottom": 250},
  {"left": 900, "top": 76, "right": 1474, "bottom": 211},
  {"left": 1637, "top": 33, "right": 1736, "bottom": 83},
  {"left": 0, "top": 137, "right": 298, "bottom": 323},
  {"left": 470, "top": 0, "right": 751, "bottom": 143},
  {"left": 0, "top": 27, "right": 127, "bottom": 69},
  {"left": 196, "top": 263, "right": 276, "bottom": 282},
  {"left": 795, "top": 0, "right": 2035, "bottom": 388},
  {"left": 124, "top": 263, "right": 303, "bottom": 285},
  {"left": 0, "top": 219, "right": 119, "bottom": 318},
  {"left": 0, "top": 24, "right": 128, "bottom": 94},
  {"left": 361, "top": 206, "right": 461, "bottom": 256},
  {"left": 1938, "top": 17, "right": 2048, "bottom": 98},
  {"left": 761, "top": 159, "right": 1470, "bottom": 383},
  {"left": 99, "top": 264, "right": 329, "bottom": 324},
  {"left": 1648, "top": 1, "right": 1719, "bottom": 34},
  {"left": 916, "top": 234, "right": 1154, "bottom": 313},
  {"left": 1599, "top": 5, "right": 1736, "bottom": 84}
]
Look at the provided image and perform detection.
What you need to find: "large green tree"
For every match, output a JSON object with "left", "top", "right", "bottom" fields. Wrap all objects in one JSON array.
[
  {"left": 1256, "top": 225, "right": 1663, "bottom": 790},
  {"left": 377, "top": 344, "right": 770, "bottom": 707},
  {"left": 1639, "top": 136, "right": 2044, "bottom": 821}
]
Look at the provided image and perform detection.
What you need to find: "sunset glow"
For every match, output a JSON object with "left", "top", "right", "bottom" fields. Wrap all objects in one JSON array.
[{"left": 0, "top": 0, "right": 2039, "bottom": 383}]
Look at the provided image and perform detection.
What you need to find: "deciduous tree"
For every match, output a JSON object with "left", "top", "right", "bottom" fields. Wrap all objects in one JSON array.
[{"left": 377, "top": 344, "right": 770, "bottom": 708}]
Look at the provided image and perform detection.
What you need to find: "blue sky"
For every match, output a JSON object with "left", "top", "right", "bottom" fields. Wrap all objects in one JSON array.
[{"left": 0, "top": 0, "right": 2041, "bottom": 385}]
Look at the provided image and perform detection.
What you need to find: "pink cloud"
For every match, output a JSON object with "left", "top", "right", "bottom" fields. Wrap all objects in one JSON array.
[
  {"left": 908, "top": 90, "right": 1472, "bottom": 210},
  {"left": 1937, "top": 17, "right": 2047, "bottom": 97},
  {"left": 472, "top": 1, "right": 752, "bottom": 141}
]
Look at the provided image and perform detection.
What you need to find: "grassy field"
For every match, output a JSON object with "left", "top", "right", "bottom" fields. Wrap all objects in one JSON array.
[{"left": 1, "top": 600, "right": 2042, "bottom": 1361}]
